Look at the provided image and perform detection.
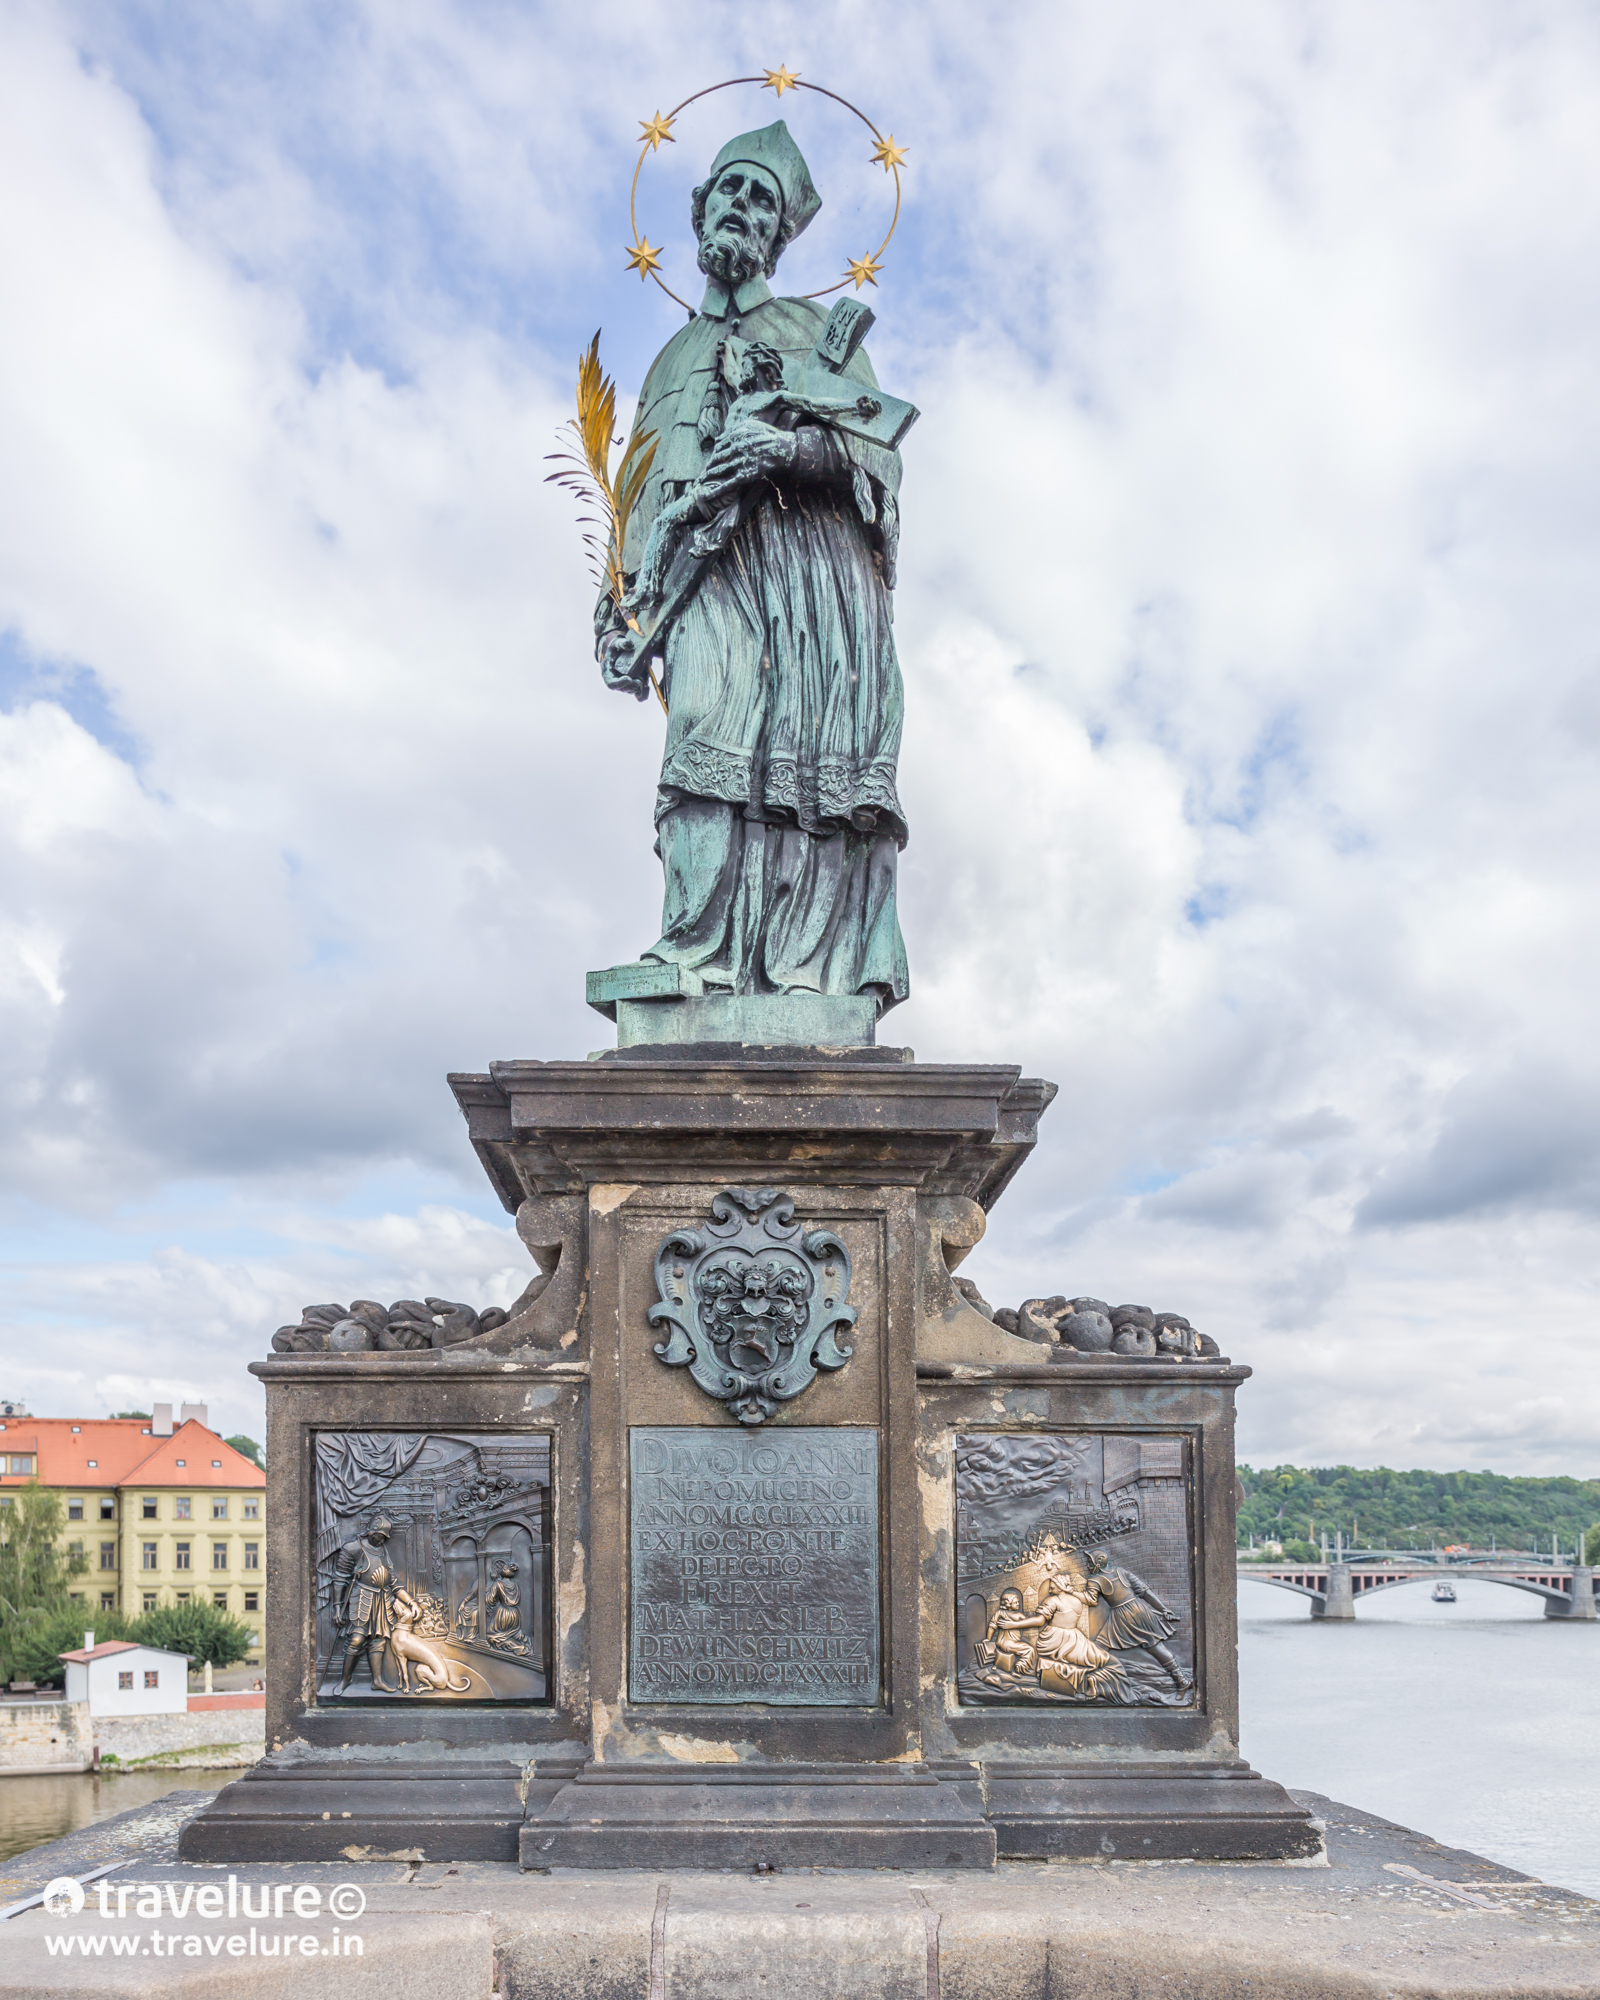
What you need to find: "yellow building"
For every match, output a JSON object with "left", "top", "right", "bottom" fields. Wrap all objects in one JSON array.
[{"left": 0, "top": 1405, "right": 266, "bottom": 1669}]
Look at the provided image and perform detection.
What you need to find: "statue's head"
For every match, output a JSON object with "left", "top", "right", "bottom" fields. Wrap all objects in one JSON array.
[
  {"left": 999, "top": 1588, "right": 1023, "bottom": 1611},
  {"left": 1088, "top": 1550, "right": 1108, "bottom": 1574},
  {"left": 692, "top": 119, "right": 820, "bottom": 287},
  {"left": 368, "top": 1515, "right": 392, "bottom": 1544}
]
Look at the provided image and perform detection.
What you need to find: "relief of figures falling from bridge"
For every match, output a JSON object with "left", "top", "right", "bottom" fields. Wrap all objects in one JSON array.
[
  {"left": 956, "top": 1432, "right": 1196, "bottom": 1707},
  {"left": 312, "top": 1431, "right": 551, "bottom": 1702}
]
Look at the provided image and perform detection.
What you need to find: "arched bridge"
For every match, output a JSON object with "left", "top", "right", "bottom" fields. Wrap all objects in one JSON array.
[{"left": 1240, "top": 1561, "right": 1597, "bottom": 1620}]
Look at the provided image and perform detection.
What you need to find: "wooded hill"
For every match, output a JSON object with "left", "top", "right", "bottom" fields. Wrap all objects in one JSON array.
[{"left": 1237, "top": 1463, "right": 1600, "bottom": 1557}]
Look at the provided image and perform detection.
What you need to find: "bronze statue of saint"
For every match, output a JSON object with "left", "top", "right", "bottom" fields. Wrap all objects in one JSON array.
[{"left": 599, "top": 120, "right": 909, "bottom": 1016}]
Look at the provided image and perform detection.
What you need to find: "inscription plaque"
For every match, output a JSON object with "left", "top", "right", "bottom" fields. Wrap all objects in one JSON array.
[{"left": 629, "top": 1426, "right": 880, "bottom": 1706}]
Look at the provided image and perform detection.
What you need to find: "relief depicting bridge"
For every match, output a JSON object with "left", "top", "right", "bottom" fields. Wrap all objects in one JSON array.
[{"left": 1240, "top": 1557, "right": 1598, "bottom": 1620}]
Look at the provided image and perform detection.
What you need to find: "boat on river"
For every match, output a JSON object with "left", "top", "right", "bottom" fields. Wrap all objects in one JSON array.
[{"left": 1432, "top": 1581, "right": 1457, "bottom": 1603}]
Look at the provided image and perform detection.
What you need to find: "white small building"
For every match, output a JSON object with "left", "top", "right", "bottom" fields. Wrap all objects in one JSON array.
[{"left": 59, "top": 1638, "right": 189, "bottom": 1717}]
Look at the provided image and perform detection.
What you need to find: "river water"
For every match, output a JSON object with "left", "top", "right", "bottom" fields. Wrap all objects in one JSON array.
[
  {"left": 0, "top": 1769, "right": 229, "bottom": 1868},
  {"left": 1239, "top": 1573, "right": 1600, "bottom": 1898}
]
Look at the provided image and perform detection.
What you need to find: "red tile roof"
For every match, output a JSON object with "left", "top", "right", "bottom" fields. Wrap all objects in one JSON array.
[
  {"left": 0, "top": 1418, "right": 263, "bottom": 1490},
  {"left": 56, "top": 1641, "right": 140, "bottom": 1663}
]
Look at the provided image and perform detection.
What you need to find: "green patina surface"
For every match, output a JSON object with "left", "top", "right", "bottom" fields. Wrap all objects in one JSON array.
[
  {"left": 593, "top": 121, "right": 918, "bottom": 1033},
  {"left": 613, "top": 991, "right": 878, "bottom": 1050}
]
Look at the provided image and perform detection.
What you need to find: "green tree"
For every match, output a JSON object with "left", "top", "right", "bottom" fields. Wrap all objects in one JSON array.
[
  {"left": 0, "top": 1484, "right": 118, "bottom": 1684},
  {"left": 1, "top": 1604, "right": 135, "bottom": 1688},
  {"left": 226, "top": 1435, "right": 263, "bottom": 1468},
  {"left": 110, "top": 1410, "right": 151, "bottom": 1420},
  {"left": 132, "top": 1600, "right": 252, "bottom": 1670},
  {"left": 1236, "top": 1463, "right": 1600, "bottom": 1553},
  {"left": 1585, "top": 1523, "right": 1600, "bottom": 1566}
]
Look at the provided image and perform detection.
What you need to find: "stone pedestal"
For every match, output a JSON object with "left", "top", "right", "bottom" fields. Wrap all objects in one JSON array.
[{"left": 181, "top": 1043, "right": 1316, "bottom": 1868}]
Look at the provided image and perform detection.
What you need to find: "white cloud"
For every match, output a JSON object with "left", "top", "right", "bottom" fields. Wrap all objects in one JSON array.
[{"left": 1, "top": 1, "right": 1598, "bottom": 1473}]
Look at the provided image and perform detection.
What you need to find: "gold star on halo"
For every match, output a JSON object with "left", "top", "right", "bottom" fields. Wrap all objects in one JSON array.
[
  {"left": 763, "top": 64, "right": 800, "bottom": 95},
  {"left": 870, "top": 135, "right": 908, "bottom": 172},
  {"left": 625, "top": 236, "right": 663, "bottom": 280},
  {"left": 638, "top": 110, "right": 676, "bottom": 152},
  {"left": 845, "top": 251, "right": 883, "bottom": 289}
]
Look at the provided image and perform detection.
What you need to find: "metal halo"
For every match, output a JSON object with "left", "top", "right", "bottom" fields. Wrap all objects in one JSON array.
[{"left": 626, "top": 72, "right": 905, "bottom": 312}]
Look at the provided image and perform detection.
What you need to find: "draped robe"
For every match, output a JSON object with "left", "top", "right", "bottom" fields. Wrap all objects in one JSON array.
[{"left": 612, "top": 273, "right": 910, "bottom": 1012}]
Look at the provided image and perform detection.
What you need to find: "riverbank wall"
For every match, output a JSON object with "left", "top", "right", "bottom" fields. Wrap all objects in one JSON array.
[
  {"left": 0, "top": 1699, "right": 93, "bottom": 1776},
  {"left": 1, "top": 1699, "right": 263, "bottom": 1776}
]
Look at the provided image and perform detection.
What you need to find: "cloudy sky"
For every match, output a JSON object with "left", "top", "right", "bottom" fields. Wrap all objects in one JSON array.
[{"left": 2, "top": 0, "right": 1597, "bottom": 1478}]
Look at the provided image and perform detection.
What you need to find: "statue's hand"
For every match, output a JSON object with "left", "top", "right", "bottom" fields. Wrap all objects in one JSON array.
[
  {"left": 599, "top": 624, "right": 650, "bottom": 701},
  {"left": 702, "top": 418, "right": 797, "bottom": 490}
]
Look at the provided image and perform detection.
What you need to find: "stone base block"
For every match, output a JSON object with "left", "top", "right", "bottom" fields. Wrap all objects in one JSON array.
[
  {"left": 521, "top": 1762, "right": 997, "bottom": 1870},
  {"left": 981, "top": 1764, "right": 1323, "bottom": 1861},
  {"left": 178, "top": 1757, "right": 573, "bottom": 1863},
  {"left": 614, "top": 991, "right": 879, "bottom": 1048}
]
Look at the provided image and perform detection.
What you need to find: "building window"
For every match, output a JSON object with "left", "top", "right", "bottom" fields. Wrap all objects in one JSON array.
[
  {"left": 68, "top": 1498, "right": 83, "bottom": 1520},
  {"left": 69, "top": 1591, "right": 83, "bottom": 1602},
  {"left": 242, "top": 1499, "right": 259, "bottom": 1520},
  {"left": 212, "top": 1543, "right": 228, "bottom": 1571},
  {"left": 248, "top": 1632, "right": 260, "bottom": 1649},
  {"left": 142, "top": 1592, "right": 156, "bottom": 1612},
  {"left": 174, "top": 1497, "right": 191, "bottom": 1520},
  {"left": 142, "top": 1497, "right": 157, "bottom": 1518},
  {"left": 118, "top": 1671, "right": 133, "bottom": 1689},
  {"left": 243, "top": 1591, "right": 259, "bottom": 1611},
  {"left": 6, "top": 1454, "right": 33, "bottom": 1474},
  {"left": 144, "top": 1671, "right": 159, "bottom": 1689},
  {"left": 243, "top": 1543, "right": 259, "bottom": 1570},
  {"left": 85, "top": 1459, "right": 96, "bottom": 1469},
  {"left": 175, "top": 1591, "right": 189, "bottom": 1603},
  {"left": 99, "top": 1497, "right": 115, "bottom": 1520},
  {"left": 99, "top": 1543, "right": 116, "bottom": 1570},
  {"left": 211, "top": 1498, "right": 227, "bottom": 1520},
  {"left": 214, "top": 1591, "right": 229, "bottom": 1609},
  {"left": 141, "top": 1543, "right": 157, "bottom": 1570},
  {"left": 211, "top": 1459, "right": 222, "bottom": 1469},
  {"left": 68, "top": 1540, "right": 83, "bottom": 1556},
  {"left": 174, "top": 1459, "right": 185, "bottom": 1468},
  {"left": 100, "top": 1591, "right": 115, "bottom": 1610},
  {"left": 175, "top": 1542, "right": 190, "bottom": 1570}
]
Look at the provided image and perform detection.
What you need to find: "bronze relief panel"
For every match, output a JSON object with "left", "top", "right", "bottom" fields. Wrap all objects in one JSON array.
[
  {"left": 313, "top": 1431, "right": 550, "bottom": 1702},
  {"left": 955, "top": 1432, "right": 1194, "bottom": 1707}
]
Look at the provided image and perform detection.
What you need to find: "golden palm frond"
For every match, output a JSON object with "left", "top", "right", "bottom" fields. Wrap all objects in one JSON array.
[
  {"left": 545, "top": 331, "right": 659, "bottom": 607},
  {"left": 546, "top": 332, "right": 666, "bottom": 714}
]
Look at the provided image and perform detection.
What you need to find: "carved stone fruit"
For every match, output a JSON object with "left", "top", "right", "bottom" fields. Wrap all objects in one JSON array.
[
  {"left": 1061, "top": 1309, "right": 1114, "bottom": 1352},
  {"left": 327, "top": 1317, "right": 377, "bottom": 1352},
  {"left": 1018, "top": 1298, "right": 1059, "bottom": 1342},
  {"left": 1112, "top": 1324, "right": 1158, "bottom": 1357}
]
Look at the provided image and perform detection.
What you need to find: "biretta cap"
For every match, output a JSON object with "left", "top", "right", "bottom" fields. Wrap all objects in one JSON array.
[{"left": 705, "top": 120, "right": 821, "bottom": 241}]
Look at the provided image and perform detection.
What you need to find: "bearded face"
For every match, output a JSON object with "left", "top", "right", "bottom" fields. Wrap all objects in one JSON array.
[{"left": 694, "top": 164, "right": 784, "bottom": 286}]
